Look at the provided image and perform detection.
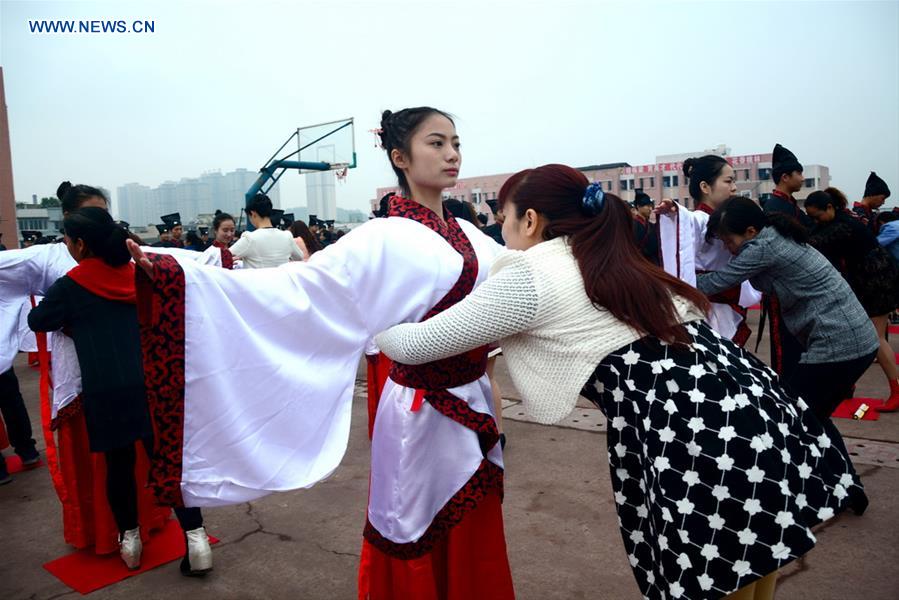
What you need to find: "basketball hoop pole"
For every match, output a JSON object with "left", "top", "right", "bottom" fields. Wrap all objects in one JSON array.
[
  {"left": 245, "top": 118, "right": 356, "bottom": 203},
  {"left": 245, "top": 159, "right": 332, "bottom": 202}
]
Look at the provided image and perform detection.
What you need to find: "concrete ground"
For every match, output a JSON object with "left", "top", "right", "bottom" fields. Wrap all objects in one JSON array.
[{"left": 1, "top": 311, "right": 897, "bottom": 599}]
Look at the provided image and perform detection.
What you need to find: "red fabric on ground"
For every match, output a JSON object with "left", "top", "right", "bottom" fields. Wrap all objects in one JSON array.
[
  {"left": 43, "top": 518, "right": 219, "bottom": 595},
  {"left": 4, "top": 454, "right": 45, "bottom": 473},
  {"left": 0, "top": 416, "right": 8, "bottom": 449},
  {"left": 832, "top": 398, "right": 881, "bottom": 420},
  {"left": 889, "top": 324, "right": 899, "bottom": 335},
  {"left": 357, "top": 493, "right": 514, "bottom": 600}
]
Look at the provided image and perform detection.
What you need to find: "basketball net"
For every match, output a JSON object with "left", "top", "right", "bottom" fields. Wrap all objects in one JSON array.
[{"left": 335, "top": 167, "right": 349, "bottom": 183}]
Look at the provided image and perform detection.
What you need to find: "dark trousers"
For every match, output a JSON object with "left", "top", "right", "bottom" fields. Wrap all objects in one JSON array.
[
  {"left": 785, "top": 350, "right": 878, "bottom": 458},
  {"left": 104, "top": 440, "right": 203, "bottom": 534},
  {"left": 0, "top": 367, "right": 37, "bottom": 461},
  {"left": 766, "top": 295, "right": 804, "bottom": 380}
]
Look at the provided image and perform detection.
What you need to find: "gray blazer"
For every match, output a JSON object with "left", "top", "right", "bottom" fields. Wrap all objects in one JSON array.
[{"left": 697, "top": 227, "right": 878, "bottom": 365}]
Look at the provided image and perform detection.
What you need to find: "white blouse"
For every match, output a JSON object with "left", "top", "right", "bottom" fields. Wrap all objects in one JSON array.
[{"left": 376, "top": 236, "right": 705, "bottom": 424}]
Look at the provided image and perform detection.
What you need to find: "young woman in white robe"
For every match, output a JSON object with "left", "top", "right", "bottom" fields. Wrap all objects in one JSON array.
[
  {"left": 128, "top": 108, "right": 514, "bottom": 599},
  {"left": 657, "top": 156, "right": 761, "bottom": 345}
]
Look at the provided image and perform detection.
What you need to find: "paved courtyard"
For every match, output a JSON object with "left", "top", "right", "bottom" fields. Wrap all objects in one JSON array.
[{"left": 2, "top": 312, "right": 898, "bottom": 599}]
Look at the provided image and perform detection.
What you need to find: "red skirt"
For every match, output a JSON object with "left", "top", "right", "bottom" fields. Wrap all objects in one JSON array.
[
  {"left": 53, "top": 408, "right": 170, "bottom": 554},
  {"left": 357, "top": 492, "right": 514, "bottom": 599},
  {"left": 36, "top": 330, "right": 168, "bottom": 553}
]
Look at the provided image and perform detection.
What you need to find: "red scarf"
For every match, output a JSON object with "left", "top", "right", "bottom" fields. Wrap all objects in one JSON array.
[{"left": 67, "top": 257, "right": 136, "bottom": 304}]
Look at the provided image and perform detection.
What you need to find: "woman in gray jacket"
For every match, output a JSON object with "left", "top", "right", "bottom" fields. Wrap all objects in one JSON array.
[{"left": 697, "top": 197, "right": 879, "bottom": 428}]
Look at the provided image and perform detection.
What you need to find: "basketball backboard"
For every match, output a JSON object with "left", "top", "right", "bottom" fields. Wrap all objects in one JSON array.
[{"left": 296, "top": 117, "right": 356, "bottom": 173}]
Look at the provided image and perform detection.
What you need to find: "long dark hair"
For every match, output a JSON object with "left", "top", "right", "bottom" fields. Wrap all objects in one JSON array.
[
  {"left": 57, "top": 181, "right": 108, "bottom": 214},
  {"left": 683, "top": 155, "right": 729, "bottom": 203},
  {"left": 63, "top": 207, "right": 130, "bottom": 266},
  {"left": 709, "top": 196, "right": 808, "bottom": 244},
  {"left": 289, "top": 220, "right": 322, "bottom": 255},
  {"left": 499, "top": 164, "right": 709, "bottom": 344},
  {"left": 379, "top": 107, "right": 454, "bottom": 196}
]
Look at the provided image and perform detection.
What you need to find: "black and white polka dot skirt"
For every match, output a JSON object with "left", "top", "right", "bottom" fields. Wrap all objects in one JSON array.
[{"left": 580, "top": 320, "right": 865, "bottom": 600}]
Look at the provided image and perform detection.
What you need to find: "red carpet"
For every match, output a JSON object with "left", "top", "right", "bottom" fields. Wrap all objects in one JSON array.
[
  {"left": 890, "top": 324, "right": 899, "bottom": 335},
  {"left": 832, "top": 398, "right": 881, "bottom": 420},
  {"left": 43, "top": 519, "right": 219, "bottom": 594},
  {"left": 4, "top": 454, "right": 45, "bottom": 474}
]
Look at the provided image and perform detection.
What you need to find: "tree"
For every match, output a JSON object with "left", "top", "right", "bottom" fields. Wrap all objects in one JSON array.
[{"left": 40, "top": 196, "right": 61, "bottom": 208}]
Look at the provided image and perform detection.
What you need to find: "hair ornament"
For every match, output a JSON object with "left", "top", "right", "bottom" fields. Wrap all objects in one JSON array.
[{"left": 582, "top": 182, "right": 605, "bottom": 216}]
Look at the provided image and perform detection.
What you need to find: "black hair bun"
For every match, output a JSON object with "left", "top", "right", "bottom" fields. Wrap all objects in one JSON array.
[
  {"left": 214, "top": 209, "right": 222, "bottom": 216},
  {"left": 57, "top": 181, "right": 72, "bottom": 200},
  {"left": 682, "top": 158, "right": 695, "bottom": 179}
]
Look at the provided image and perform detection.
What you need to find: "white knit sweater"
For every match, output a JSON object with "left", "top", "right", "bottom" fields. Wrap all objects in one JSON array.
[{"left": 375, "top": 236, "right": 705, "bottom": 424}]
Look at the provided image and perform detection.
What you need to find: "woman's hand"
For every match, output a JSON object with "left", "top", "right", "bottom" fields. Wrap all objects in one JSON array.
[
  {"left": 654, "top": 199, "right": 678, "bottom": 216},
  {"left": 126, "top": 239, "right": 154, "bottom": 279}
]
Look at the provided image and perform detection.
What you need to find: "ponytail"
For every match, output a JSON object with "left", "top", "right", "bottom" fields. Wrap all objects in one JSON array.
[{"left": 499, "top": 164, "right": 709, "bottom": 344}]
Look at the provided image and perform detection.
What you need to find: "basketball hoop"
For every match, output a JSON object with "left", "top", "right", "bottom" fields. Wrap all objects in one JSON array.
[{"left": 335, "top": 166, "right": 349, "bottom": 183}]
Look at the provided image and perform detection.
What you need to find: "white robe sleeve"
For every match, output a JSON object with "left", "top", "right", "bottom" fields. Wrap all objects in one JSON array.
[
  {"left": 0, "top": 245, "right": 76, "bottom": 372},
  {"left": 658, "top": 202, "right": 700, "bottom": 286},
  {"left": 141, "top": 218, "right": 476, "bottom": 507}
]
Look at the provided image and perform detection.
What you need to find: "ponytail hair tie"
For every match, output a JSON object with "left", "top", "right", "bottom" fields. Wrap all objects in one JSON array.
[{"left": 582, "top": 182, "right": 606, "bottom": 216}]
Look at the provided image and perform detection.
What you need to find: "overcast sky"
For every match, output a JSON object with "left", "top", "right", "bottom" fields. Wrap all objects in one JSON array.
[{"left": 2, "top": 0, "right": 897, "bottom": 214}]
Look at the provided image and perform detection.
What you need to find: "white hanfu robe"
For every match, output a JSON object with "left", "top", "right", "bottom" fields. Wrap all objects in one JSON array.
[
  {"left": 138, "top": 201, "right": 516, "bottom": 596},
  {"left": 136, "top": 212, "right": 503, "bottom": 528},
  {"left": 658, "top": 202, "right": 761, "bottom": 343},
  {"left": 0, "top": 242, "right": 226, "bottom": 417}
]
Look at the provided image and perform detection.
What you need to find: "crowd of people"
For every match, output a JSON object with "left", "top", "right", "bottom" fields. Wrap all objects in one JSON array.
[{"left": 1, "top": 106, "right": 897, "bottom": 600}]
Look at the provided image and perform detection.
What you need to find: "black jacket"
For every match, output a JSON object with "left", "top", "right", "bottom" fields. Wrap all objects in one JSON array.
[{"left": 29, "top": 276, "right": 151, "bottom": 451}]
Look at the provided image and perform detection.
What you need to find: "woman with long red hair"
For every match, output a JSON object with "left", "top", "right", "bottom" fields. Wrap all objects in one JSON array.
[{"left": 376, "top": 164, "right": 867, "bottom": 600}]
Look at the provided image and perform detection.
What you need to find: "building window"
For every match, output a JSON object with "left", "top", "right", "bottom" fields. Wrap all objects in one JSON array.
[
  {"left": 744, "top": 169, "right": 750, "bottom": 181},
  {"left": 620, "top": 179, "right": 633, "bottom": 191},
  {"left": 759, "top": 192, "right": 773, "bottom": 205},
  {"left": 649, "top": 177, "right": 655, "bottom": 188},
  {"left": 758, "top": 168, "right": 772, "bottom": 181},
  {"left": 639, "top": 178, "right": 645, "bottom": 189},
  {"left": 663, "top": 176, "right": 671, "bottom": 188},
  {"left": 804, "top": 178, "right": 815, "bottom": 188},
  {"left": 606, "top": 181, "right": 612, "bottom": 191},
  {"left": 740, "top": 190, "right": 752, "bottom": 198}
]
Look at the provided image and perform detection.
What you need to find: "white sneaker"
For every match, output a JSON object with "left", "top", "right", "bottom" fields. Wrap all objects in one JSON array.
[
  {"left": 183, "top": 527, "right": 213, "bottom": 575},
  {"left": 119, "top": 527, "right": 142, "bottom": 570}
]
